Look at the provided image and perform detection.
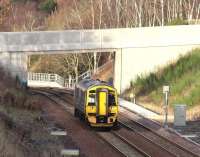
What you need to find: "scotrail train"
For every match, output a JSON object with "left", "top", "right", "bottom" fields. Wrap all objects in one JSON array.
[{"left": 74, "top": 79, "right": 118, "bottom": 127}]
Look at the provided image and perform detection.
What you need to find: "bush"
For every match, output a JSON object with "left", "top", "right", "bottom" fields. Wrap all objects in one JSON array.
[
  {"left": 167, "top": 18, "right": 188, "bottom": 26},
  {"left": 3, "top": 88, "right": 27, "bottom": 108},
  {"left": 24, "top": 97, "right": 42, "bottom": 111},
  {"left": 39, "top": 0, "right": 57, "bottom": 13}
]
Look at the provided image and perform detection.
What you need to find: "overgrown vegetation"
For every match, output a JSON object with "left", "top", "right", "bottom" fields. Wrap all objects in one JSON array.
[
  {"left": 126, "top": 49, "right": 200, "bottom": 107},
  {"left": 39, "top": 0, "right": 57, "bottom": 13},
  {"left": 1, "top": 0, "right": 200, "bottom": 32},
  {"left": 167, "top": 18, "right": 188, "bottom": 25},
  {"left": 0, "top": 68, "right": 41, "bottom": 111},
  {"left": 0, "top": 67, "right": 67, "bottom": 157}
]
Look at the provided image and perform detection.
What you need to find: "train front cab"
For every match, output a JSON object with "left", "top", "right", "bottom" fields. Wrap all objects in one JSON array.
[{"left": 86, "top": 85, "right": 118, "bottom": 127}]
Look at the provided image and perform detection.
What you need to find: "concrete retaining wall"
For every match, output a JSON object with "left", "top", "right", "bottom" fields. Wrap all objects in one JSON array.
[{"left": 114, "top": 45, "right": 200, "bottom": 93}]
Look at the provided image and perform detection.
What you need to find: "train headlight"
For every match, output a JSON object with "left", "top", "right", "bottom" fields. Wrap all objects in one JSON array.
[
  {"left": 88, "top": 113, "right": 96, "bottom": 116},
  {"left": 110, "top": 118, "right": 113, "bottom": 122}
]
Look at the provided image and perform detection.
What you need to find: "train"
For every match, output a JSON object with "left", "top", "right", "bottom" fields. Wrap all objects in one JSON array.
[{"left": 74, "top": 79, "right": 119, "bottom": 127}]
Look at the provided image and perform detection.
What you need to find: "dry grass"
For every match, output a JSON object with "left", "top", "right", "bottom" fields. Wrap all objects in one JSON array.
[
  {"left": 92, "top": 60, "right": 114, "bottom": 81},
  {"left": 0, "top": 67, "right": 42, "bottom": 111},
  {"left": 137, "top": 99, "right": 200, "bottom": 122},
  {"left": 0, "top": 98, "right": 64, "bottom": 157},
  {"left": 0, "top": 66, "right": 65, "bottom": 157},
  {"left": 187, "top": 106, "right": 200, "bottom": 121},
  {"left": 136, "top": 101, "right": 163, "bottom": 114},
  {"left": 0, "top": 0, "right": 47, "bottom": 31},
  {"left": 0, "top": 119, "right": 30, "bottom": 157},
  {"left": 1, "top": 88, "right": 42, "bottom": 111}
]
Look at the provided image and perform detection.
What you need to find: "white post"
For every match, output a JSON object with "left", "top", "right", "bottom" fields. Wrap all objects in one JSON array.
[
  {"left": 113, "top": 50, "right": 122, "bottom": 94},
  {"left": 94, "top": 52, "right": 97, "bottom": 73},
  {"left": 163, "top": 85, "right": 170, "bottom": 128},
  {"left": 130, "top": 93, "right": 136, "bottom": 104},
  {"left": 69, "top": 75, "right": 72, "bottom": 88}
]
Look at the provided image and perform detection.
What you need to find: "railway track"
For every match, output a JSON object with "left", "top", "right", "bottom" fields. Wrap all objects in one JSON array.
[
  {"left": 97, "top": 131, "right": 145, "bottom": 157},
  {"left": 118, "top": 115, "right": 197, "bottom": 157},
  {"left": 31, "top": 88, "right": 145, "bottom": 157},
  {"left": 119, "top": 106, "right": 200, "bottom": 157},
  {"left": 30, "top": 89, "right": 74, "bottom": 113},
  {"left": 30, "top": 88, "right": 200, "bottom": 157}
]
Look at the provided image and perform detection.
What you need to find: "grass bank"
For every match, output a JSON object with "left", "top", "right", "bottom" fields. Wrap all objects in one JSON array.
[{"left": 123, "top": 48, "right": 200, "bottom": 109}]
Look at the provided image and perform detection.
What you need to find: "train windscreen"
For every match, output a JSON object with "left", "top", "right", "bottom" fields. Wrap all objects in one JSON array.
[
  {"left": 88, "top": 90, "right": 96, "bottom": 106},
  {"left": 108, "top": 91, "right": 116, "bottom": 106}
]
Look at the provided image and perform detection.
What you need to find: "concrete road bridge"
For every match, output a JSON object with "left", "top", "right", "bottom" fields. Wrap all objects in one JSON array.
[{"left": 0, "top": 25, "right": 200, "bottom": 93}]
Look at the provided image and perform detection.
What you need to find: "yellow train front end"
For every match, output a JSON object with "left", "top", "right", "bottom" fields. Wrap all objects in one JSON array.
[{"left": 85, "top": 85, "right": 118, "bottom": 127}]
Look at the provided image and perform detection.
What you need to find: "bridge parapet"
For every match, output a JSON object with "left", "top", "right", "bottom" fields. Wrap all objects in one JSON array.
[{"left": 1, "top": 25, "right": 200, "bottom": 53}]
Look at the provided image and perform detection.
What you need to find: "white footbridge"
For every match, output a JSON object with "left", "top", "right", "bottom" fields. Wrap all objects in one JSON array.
[
  {"left": 0, "top": 25, "right": 200, "bottom": 93},
  {"left": 27, "top": 70, "right": 92, "bottom": 89}
]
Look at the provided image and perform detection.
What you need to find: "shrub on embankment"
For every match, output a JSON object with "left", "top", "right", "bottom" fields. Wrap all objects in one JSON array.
[
  {"left": 0, "top": 67, "right": 41, "bottom": 111},
  {"left": 123, "top": 48, "right": 200, "bottom": 107},
  {"left": 1, "top": 88, "right": 41, "bottom": 110},
  {"left": 0, "top": 67, "right": 65, "bottom": 157}
]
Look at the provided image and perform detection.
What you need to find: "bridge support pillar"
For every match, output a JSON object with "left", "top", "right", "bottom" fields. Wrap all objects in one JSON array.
[
  {"left": 114, "top": 49, "right": 122, "bottom": 94},
  {"left": 0, "top": 52, "right": 10, "bottom": 73},
  {"left": 0, "top": 52, "right": 28, "bottom": 84}
]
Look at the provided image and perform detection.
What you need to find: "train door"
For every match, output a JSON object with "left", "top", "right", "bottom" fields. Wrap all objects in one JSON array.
[{"left": 97, "top": 89, "right": 108, "bottom": 116}]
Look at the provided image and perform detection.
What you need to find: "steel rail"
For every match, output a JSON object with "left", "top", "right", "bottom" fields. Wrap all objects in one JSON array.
[
  {"left": 118, "top": 118, "right": 181, "bottom": 157},
  {"left": 32, "top": 89, "right": 198, "bottom": 157},
  {"left": 119, "top": 106, "right": 200, "bottom": 157},
  {"left": 32, "top": 89, "right": 143, "bottom": 157},
  {"left": 111, "top": 131, "right": 151, "bottom": 157},
  {"left": 96, "top": 132, "right": 142, "bottom": 157}
]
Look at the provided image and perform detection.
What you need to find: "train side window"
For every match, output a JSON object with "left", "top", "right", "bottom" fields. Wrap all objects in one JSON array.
[
  {"left": 88, "top": 94, "right": 96, "bottom": 106},
  {"left": 108, "top": 93, "right": 116, "bottom": 106}
]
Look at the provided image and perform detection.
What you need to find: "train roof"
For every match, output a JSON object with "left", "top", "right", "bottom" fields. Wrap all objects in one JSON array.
[{"left": 76, "top": 79, "right": 114, "bottom": 91}]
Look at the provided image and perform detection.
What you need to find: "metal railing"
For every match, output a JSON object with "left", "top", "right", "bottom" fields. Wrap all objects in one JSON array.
[
  {"left": 64, "top": 70, "right": 91, "bottom": 89},
  {"left": 28, "top": 72, "right": 77, "bottom": 89},
  {"left": 78, "top": 70, "right": 92, "bottom": 80},
  {"left": 65, "top": 78, "right": 76, "bottom": 89},
  {"left": 28, "top": 63, "right": 110, "bottom": 89},
  {"left": 28, "top": 72, "right": 65, "bottom": 87},
  {"left": 55, "top": 74, "right": 65, "bottom": 86}
]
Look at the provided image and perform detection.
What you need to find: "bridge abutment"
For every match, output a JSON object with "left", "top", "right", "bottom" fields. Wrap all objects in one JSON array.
[{"left": 0, "top": 52, "right": 27, "bottom": 84}]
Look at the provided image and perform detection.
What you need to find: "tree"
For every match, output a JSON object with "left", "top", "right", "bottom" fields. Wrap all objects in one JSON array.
[{"left": 0, "top": 0, "right": 11, "bottom": 29}]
